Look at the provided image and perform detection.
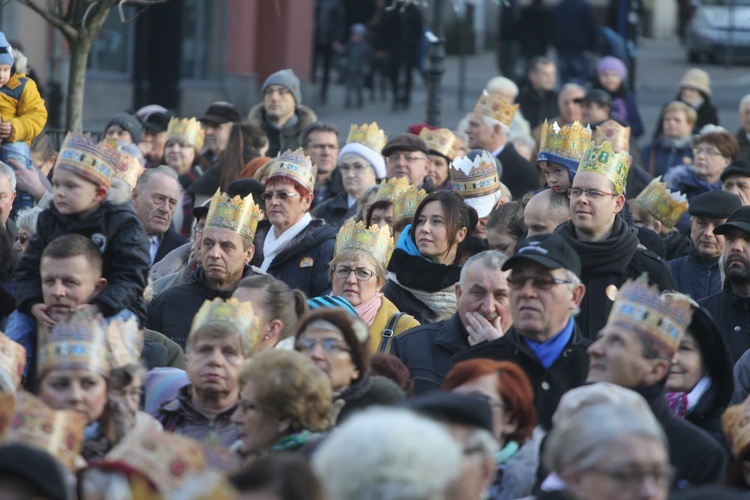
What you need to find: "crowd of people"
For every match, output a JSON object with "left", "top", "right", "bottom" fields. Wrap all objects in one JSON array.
[{"left": 5, "top": 3, "right": 750, "bottom": 497}]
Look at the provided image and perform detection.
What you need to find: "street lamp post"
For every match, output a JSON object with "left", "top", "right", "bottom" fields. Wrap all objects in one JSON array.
[{"left": 426, "top": 0, "right": 445, "bottom": 127}]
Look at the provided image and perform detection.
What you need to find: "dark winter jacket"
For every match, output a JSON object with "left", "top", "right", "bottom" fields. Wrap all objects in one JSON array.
[
  {"left": 699, "top": 282, "right": 750, "bottom": 364},
  {"left": 247, "top": 103, "right": 317, "bottom": 158},
  {"left": 312, "top": 168, "right": 345, "bottom": 209},
  {"left": 497, "top": 143, "right": 540, "bottom": 200},
  {"left": 311, "top": 192, "right": 357, "bottom": 228},
  {"left": 668, "top": 244, "right": 721, "bottom": 301},
  {"left": 453, "top": 323, "right": 591, "bottom": 430},
  {"left": 516, "top": 87, "right": 559, "bottom": 129},
  {"left": 155, "top": 385, "right": 239, "bottom": 449},
  {"left": 145, "top": 265, "right": 260, "bottom": 348},
  {"left": 664, "top": 165, "right": 722, "bottom": 234},
  {"left": 664, "top": 230, "right": 691, "bottom": 261},
  {"left": 641, "top": 135, "right": 694, "bottom": 178},
  {"left": 15, "top": 201, "right": 150, "bottom": 322},
  {"left": 251, "top": 219, "right": 337, "bottom": 298},
  {"left": 335, "top": 374, "right": 405, "bottom": 423},
  {"left": 154, "top": 227, "right": 189, "bottom": 265},
  {"left": 390, "top": 313, "right": 470, "bottom": 396},
  {"left": 381, "top": 2, "right": 423, "bottom": 66},
  {"left": 653, "top": 93, "right": 719, "bottom": 138},
  {"left": 552, "top": 0, "right": 600, "bottom": 51},
  {"left": 555, "top": 217, "right": 675, "bottom": 339},
  {"left": 737, "top": 128, "right": 750, "bottom": 161}
]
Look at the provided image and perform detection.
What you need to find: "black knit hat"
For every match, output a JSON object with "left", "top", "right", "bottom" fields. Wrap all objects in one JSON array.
[
  {"left": 105, "top": 112, "right": 143, "bottom": 143},
  {"left": 0, "top": 444, "right": 68, "bottom": 500}
]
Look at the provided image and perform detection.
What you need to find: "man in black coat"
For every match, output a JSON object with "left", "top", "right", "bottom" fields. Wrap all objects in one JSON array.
[
  {"left": 516, "top": 57, "right": 559, "bottom": 129},
  {"left": 700, "top": 206, "right": 750, "bottom": 364},
  {"left": 453, "top": 234, "right": 588, "bottom": 429},
  {"left": 587, "top": 275, "right": 726, "bottom": 486},
  {"left": 466, "top": 92, "right": 539, "bottom": 199},
  {"left": 391, "top": 251, "right": 514, "bottom": 395}
]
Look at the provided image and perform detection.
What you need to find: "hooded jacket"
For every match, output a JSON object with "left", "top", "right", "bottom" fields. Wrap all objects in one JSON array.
[
  {"left": 247, "top": 103, "right": 317, "bottom": 158},
  {"left": 0, "top": 50, "right": 47, "bottom": 144},
  {"left": 250, "top": 219, "right": 337, "bottom": 298}
]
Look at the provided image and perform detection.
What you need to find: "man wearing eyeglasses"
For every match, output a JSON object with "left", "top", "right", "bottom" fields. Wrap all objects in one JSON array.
[
  {"left": 554, "top": 142, "right": 674, "bottom": 340},
  {"left": 247, "top": 69, "right": 318, "bottom": 157},
  {"left": 382, "top": 133, "right": 434, "bottom": 192},
  {"left": 453, "top": 234, "right": 589, "bottom": 429}
]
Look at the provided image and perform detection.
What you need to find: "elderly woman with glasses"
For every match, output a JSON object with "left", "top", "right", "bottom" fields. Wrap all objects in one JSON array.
[
  {"left": 294, "top": 308, "right": 405, "bottom": 423},
  {"left": 664, "top": 127, "right": 739, "bottom": 233},
  {"left": 326, "top": 219, "right": 419, "bottom": 353},
  {"left": 251, "top": 150, "right": 338, "bottom": 298}
]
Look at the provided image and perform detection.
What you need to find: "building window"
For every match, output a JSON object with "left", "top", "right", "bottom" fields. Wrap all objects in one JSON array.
[
  {"left": 181, "top": 0, "right": 226, "bottom": 82},
  {"left": 88, "top": 6, "right": 135, "bottom": 76}
]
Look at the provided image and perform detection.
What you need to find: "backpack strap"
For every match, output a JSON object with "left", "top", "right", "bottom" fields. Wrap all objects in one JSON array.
[{"left": 378, "top": 312, "right": 405, "bottom": 353}]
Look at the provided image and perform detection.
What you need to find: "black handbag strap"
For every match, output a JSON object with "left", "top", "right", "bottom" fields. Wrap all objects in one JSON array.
[{"left": 377, "top": 312, "right": 405, "bottom": 353}]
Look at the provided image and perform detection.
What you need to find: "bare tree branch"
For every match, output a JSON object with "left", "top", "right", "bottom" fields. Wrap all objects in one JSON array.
[
  {"left": 17, "top": 0, "right": 77, "bottom": 39},
  {"left": 64, "top": 0, "right": 77, "bottom": 24},
  {"left": 118, "top": 0, "right": 171, "bottom": 23}
]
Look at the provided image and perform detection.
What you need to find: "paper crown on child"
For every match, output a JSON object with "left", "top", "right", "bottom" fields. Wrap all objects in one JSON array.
[
  {"left": 335, "top": 219, "right": 394, "bottom": 268},
  {"left": 37, "top": 310, "right": 110, "bottom": 378},
  {"left": 106, "top": 316, "right": 144, "bottom": 370},
  {"left": 57, "top": 132, "right": 120, "bottom": 187},
  {"left": 346, "top": 122, "right": 388, "bottom": 153},
  {"left": 96, "top": 423, "right": 208, "bottom": 494},
  {"left": 375, "top": 177, "right": 411, "bottom": 203},
  {"left": 113, "top": 151, "right": 145, "bottom": 190},
  {"left": 0, "top": 392, "right": 86, "bottom": 471},
  {"left": 577, "top": 141, "right": 630, "bottom": 195},
  {"left": 635, "top": 176, "right": 689, "bottom": 229},
  {"left": 419, "top": 127, "right": 460, "bottom": 161},
  {"left": 606, "top": 274, "right": 693, "bottom": 358},
  {"left": 473, "top": 91, "right": 519, "bottom": 126},
  {"left": 205, "top": 189, "right": 261, "bottom": 241},
  {"left": 723, "top": 398, "right": 750, "bottom": 458},
  {"left": 393, "top": 184, "right": 428, "bottom": 223},
  {"left": 166, "top": 117, "right": 205, "bottom": 151},
  {"left": 0, "top": 332, "right": 26, "bottom": 388},
  {"left": 537, "top": 120, "right": 592, "bottom": 173},
  {"left": 449, "top": 151, "right": 501, "bottom": 199},
  {"left": 267, "top": 149, "right": 317, "bottom": 193},
  {"left": 190, "top": 298, "right": 261, "bottom": 350},
  {"left": 593, "top": 119, "right": 631, "bottom": 153}
]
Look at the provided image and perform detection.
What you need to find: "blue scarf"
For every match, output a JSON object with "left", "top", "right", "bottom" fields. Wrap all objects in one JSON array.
[
  {"left": 395, "top": 224, "right": 429, "bottom": 261},
  {"left": 523, "top": 318, "right": 574, "bottom": 369}
]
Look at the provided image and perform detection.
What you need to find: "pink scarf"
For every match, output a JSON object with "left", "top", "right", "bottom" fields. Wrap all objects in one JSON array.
[{"left": 354, "top": 293, "right": 384, "bottom": 326}]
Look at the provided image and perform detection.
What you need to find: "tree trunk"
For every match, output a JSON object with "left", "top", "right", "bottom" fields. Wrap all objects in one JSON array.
[{"left": 65, "top": 36, "right": 94, "bottom": 132}]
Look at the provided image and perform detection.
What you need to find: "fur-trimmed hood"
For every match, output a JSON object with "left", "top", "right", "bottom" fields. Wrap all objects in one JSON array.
[{"left": 10, "top": 48, "right": 28, "bottom": 75}]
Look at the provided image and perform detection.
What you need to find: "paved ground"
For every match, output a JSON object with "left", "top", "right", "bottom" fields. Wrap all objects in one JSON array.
[{"left": 314, "top": 36, "right": 750, "bottom": 142}]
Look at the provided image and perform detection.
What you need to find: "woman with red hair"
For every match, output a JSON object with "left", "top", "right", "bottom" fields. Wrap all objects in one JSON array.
[
  {"left": 444, "top": 359, "right": 540, "bottom": 500},
  {"left": 251, "top": 150, "right": 337, "bottom": 297}
]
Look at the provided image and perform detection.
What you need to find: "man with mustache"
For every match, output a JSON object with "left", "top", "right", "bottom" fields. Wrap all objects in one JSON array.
[
  {"left": 668, "top": 190, "right": 741, "bottom": 300},
  {"left": 452, "top": 234, "right": 588, "bottom": 429},
  {"left": 700, "top": 206, "right": 750, "bottom": 363},
  {"left": 391, "top": 251, "right": 512, "bottom": 396}
]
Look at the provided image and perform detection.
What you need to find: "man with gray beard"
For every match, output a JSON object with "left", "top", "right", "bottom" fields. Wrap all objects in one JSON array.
[{"left": 699, "top": 206, "right": 750, "bottom": 363}]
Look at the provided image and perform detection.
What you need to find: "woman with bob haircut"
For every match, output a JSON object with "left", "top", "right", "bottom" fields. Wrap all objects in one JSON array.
[
  {"left": 381, "top": 190, "right": 474, "bottom": 323},
  {"left": 231, "top": 349, "right": 332, "bottom": 457},
  {"left": 294, "top": 308, "right": 405, "bottom": 423},
  {"left": 444, "top": 359, "right": 539, "bottom": 500}
]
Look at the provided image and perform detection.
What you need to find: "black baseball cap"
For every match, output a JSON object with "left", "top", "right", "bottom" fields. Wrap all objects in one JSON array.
[
  {"left": 714, "top": 206, "right": 750, "bottom": 236},
  {"left": 404, "top": 392, "right": 493, "bottom": 434},
  {"left": 574, "top": 88, "right": 612, "bottom": 108},
  {"left": 142, "top": 111, "right": 173, "bottom": 133},
  {"left": 199, "top": 101, "right": 241, "bottom": 124},
  {"left": 502, "top": 233, "right": 582, "bottom": 277},
  {"left": 688, "top": 190, "right": 741, "bottom": 218},
  {"left": 721, "top": 159, "right": 750, "bottom": 182}
]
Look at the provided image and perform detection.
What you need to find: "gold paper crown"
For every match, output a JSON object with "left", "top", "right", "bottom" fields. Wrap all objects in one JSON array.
[
  {"left": 268, "top": 149, "right": 318, "bottom": 193},
  {"left": 473, "top": 91, "right": 519, "bottom": 126},
  {"left": 607, "top": 274, "right": 693, "bottom": 357},
  {"left": 538, "top": 120, "right": 592, "bottom": 163},
  {"left": 0, "top": 332, "right": 26, "bottom": 388},
  {"left": 167, "top": 117, "right": 205, "bottom": 151},
  {"left": 2, "top": 392, "right": 86, "bottom": 471},
  {"left": 56, "top": 132, "right": 120, "bottom": 187},
  {"left": 191, "top": 298, "right": 261, "bottom": 349},
  {"left": 723, "top": 398, "right": 750, "bottom": 457},
  {"left": 205, "top": 189, "right": 261, "bottom": 241},
  {"left": 101, "top": 424, "right": 207, "bottom": 494},
  {"left": 393, "top": 184, "right": 428, "bottom": 223},
  {"left": 593, "top": 119, "right": 631, "bottom": 153},
  {"left": 107, "top": 316, "right": 144, "bottom": 369},
  {"left": 336, "top": 219, "right": 395, "bottom": 267},
  {"left": 375, "top": 177, "right": 411, "bottom": 203},
  {"left": 578, "top": 141, "right": 630, "bottom": 195},
  {"left": 38, "top": 310, "right": 110, "bottom": 378},
  {"left": 635, "top": 176, "right": 689, "bottom": 228},
  {"left": 347, "top": 122, "right": 388, "bottom": 153},
  {"left": 449, "top": 151, "right": 501, "bottom": 199},
  {"left": 113, "top": 152, "right": 145, "bottom": 190},
  {"left": 419, "top": 128, "right": 460, "bottom": 160}
]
